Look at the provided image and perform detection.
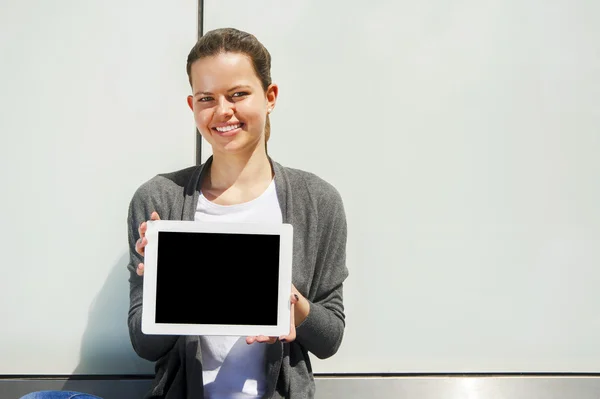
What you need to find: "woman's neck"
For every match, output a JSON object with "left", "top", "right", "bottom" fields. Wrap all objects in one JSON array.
[{"left": 203, "top": 144, "right": 273, "bottom": 204}]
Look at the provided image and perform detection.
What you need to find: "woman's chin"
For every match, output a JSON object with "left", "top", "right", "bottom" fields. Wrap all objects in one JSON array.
[
  {"left": 213, "top": 137, "right": 264, "bottom": 156},
  {"left": 215, "top": 142, "right": 254, "bottom": 155}
]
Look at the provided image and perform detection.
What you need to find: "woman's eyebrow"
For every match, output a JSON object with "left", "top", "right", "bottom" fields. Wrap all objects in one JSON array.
[
  {"left": 194, "top": 90, "right": 213, "bottom": 96},
  {"left": 228, "top": 85, "right": 251, "bottom": 92}
]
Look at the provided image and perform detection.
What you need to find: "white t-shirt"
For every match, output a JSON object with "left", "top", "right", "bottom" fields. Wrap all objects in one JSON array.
[{"left": 194, "top": 179, "right": 282, "bottom": 399}]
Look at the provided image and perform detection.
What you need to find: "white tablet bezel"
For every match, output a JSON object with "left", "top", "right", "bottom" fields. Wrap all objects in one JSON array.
[{"left": 141, "top": 220, "right": 293, "bottom": 337}]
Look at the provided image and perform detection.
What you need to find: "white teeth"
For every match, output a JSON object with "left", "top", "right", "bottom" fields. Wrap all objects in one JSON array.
[{"left": 215, "top": 124, "right": 241, "bottom": 132}]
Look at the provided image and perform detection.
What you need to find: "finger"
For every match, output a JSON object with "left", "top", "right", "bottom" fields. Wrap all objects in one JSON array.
[
  {"left": 255, "top": 336, "right": 277, "bottom": 344},
  {"left": 138, "top": 211, "right": 159, "bottom": 239},
  {"left": 138, "top": 221, "right": 146, "bottom": 240},
  {"left": 290, "top": 292, "right": 299, "bottom": 305},
  {"left": 135, "top": 237, "right": 148, "bottom": 256},
  {"left": 135, "top": 237, "right": 142, "bottom": 255},
  {"left": 246, "top": 336, "right": 277, "bottom": 344},
  {"left": 136, "top": 263, "right": 145, "bottom": 276},
  {"left": 280, "top": 302, "right": 297, "bottom": 343},
  {"left": 135, "top": 238, "right": 143, "bottom": 256},
  {"left": 290, "top": 296, "right": 297, "bottom": 333},
  {"left": 137, "top": 214, "right": 158, "bottom": 256}
]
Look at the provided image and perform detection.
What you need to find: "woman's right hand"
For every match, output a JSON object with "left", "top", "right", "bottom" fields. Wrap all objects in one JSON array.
[{"left": 135, "top": 211, "right": 161, "bottom": 276}]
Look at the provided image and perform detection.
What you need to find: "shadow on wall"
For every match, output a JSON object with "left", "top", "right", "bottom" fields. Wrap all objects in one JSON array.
[{"left": 61, "top": 254, "right": 155, "bottom": 397}]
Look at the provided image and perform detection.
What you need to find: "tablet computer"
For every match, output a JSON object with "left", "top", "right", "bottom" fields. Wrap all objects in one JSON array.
[{"left": 141, "top": 220, "right": 293, "bottom": 337}]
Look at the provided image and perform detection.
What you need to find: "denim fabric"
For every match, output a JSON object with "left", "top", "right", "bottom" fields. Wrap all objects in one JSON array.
[{"left": 19, "top": 391, "right": 102, "bottom": 399}]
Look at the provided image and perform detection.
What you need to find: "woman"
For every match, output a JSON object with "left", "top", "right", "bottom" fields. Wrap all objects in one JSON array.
[{"left": 25, "top": 27, "right": 348, "bottom": 399}]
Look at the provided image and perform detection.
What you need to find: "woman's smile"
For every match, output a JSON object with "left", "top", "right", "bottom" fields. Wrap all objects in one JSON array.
[{"left": 213, "top": 122, "right": 245, "bottom": 137}]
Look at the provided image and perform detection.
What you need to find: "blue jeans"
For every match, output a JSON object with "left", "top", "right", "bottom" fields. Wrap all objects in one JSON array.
[{"left": 19, "top": 391, "right": 102, "bottom": 399}]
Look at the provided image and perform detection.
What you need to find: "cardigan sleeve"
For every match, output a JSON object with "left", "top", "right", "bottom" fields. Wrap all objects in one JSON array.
[
  {"left": 295, "top": 185, "right": 349, "bottom": 359},
  {"left": 126, "top": 181, "right": 178, "bottom": 362}
]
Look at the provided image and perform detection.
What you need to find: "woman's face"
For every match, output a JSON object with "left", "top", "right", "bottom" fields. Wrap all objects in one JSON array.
[{"left": 187, "top": 52, "right": 277, "bottom": 156}]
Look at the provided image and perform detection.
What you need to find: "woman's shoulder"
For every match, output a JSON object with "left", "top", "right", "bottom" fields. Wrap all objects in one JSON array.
[
  {"left": 276, "top": 162, "right": 344, "bottom": 208},
  {"left": 129, "top": 164, "right": 201, "bottom": 204}
]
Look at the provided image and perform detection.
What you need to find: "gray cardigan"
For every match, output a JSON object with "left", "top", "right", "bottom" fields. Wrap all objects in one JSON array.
[{"left": 126, "top": 157, "right": 349, "bottom": 399}]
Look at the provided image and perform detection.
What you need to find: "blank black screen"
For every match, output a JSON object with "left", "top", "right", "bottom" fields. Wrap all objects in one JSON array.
[{"left": 155, "top": 231, "right": 280, "bottom": 326}]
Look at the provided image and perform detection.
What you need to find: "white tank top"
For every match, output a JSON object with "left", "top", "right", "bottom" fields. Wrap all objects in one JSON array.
[{"left": 194, "top": 179, "right": 282, "bottom": 399}]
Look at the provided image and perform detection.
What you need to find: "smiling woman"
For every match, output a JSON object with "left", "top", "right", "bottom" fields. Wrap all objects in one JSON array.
[{"left": 123, "top": 28, "right": 349, "bottom": 399}]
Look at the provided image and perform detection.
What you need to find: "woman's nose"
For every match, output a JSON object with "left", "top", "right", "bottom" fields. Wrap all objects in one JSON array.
[{"left": 215, "top": 98, "right": 234, "bottom": 119}]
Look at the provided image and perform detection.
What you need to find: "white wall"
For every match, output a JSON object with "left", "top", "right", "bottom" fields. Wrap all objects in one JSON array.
[
  {"left": 2, "top": 0, "right": 599, "bottom": 378},
  {"left": 0, "top": 0, "right": 197, "bottom": 374},
  {"left": 203, "top": 0, "right": 600, "bottom": 373}
]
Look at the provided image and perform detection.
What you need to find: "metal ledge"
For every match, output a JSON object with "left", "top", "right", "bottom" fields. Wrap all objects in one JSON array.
[{"left": 4, "top": 375, "right": 600, "bottom": 399}]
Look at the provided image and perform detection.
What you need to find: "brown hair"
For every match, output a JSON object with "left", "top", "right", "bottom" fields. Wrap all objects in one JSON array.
[{"left": 186, "top": 28, "right": 273, "bottom": 144}]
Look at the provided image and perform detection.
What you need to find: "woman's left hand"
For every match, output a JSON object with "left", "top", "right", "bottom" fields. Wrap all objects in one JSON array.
[{"left": 246, "top": 286, "right": 302, "bottom": 345}]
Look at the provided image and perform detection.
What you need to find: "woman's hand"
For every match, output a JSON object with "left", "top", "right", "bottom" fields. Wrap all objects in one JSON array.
[
  {"left": 291, "top": 284, "right": 310, "bottom": 326},
  {"left": 246, "top": 292, "right": 298, "bottom": 345},
  {"left": 135, "top": 211, "right": 161, "bottom": 276},
  {"left": 246, "top": 284, "right": 310, "bottom": 345}
]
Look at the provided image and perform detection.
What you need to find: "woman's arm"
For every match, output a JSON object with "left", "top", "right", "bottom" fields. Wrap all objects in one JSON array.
[
  {"left": 126, "top": 185, "right": 178, "bottom": 361},
  {"left": 294, "top": 187, "right": 349, "bottom": 359}
]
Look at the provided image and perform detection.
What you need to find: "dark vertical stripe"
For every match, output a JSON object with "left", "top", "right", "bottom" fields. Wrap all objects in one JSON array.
[{"left": 195, "top": 0, "right": 204, "bottom": 165}]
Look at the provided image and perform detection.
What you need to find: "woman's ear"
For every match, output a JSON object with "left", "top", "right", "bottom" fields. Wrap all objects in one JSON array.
[
  {"left": 187, "top": 95, "right": 194, "bottom": 111},
  {"left": 266, "top": 83, "right": 278, "bottom": 112}
]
